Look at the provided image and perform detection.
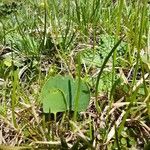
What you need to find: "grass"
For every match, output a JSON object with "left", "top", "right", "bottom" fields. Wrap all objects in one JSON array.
[{"left": 0, "top": 0, "right": 149, "bottom": 149}]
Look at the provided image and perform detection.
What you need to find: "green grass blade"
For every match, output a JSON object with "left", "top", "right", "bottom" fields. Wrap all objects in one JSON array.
[{"left": 95, "top": 35, "right": 125, "bottom": 111}]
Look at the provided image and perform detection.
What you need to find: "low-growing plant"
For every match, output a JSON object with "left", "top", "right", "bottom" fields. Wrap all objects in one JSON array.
[{"left": 40, "top": 75, "right": 90, "bottom": 114}]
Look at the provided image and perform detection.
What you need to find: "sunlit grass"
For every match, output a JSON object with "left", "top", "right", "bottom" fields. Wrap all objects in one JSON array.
[{"left": 0, "top": 0, "right": 149, "bottom": 149}]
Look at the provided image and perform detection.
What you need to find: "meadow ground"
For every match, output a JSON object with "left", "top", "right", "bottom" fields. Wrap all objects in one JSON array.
[{"left": 0, "top": 0, "right": 150, "bottom": 149}]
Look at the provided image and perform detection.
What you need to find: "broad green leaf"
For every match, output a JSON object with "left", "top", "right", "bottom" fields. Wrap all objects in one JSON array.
[
  {"left": 42, "top": 88, "right": 67, "bottom": 113},
  {"left": 40, "top": 75, "right": 90, "bottom": 113}
]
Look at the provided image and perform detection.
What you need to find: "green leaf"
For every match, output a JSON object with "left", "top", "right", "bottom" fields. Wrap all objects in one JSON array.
[
  {"left": 42, "top": 88, "right": 67, "bottom": 113},
  {"left": 40, "top": 75, "right": 90, "bottom": 113},
  {"left": 121, "top": 138, "right": 126, "bottom": 145},
  {"left": 4, "top": 57, "right": 12, "bottom": 67}
]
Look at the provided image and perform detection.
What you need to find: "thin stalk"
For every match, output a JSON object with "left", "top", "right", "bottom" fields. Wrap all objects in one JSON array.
[
  {"left": 115, "top": 124, "right": 121, "bottom": 150},
  {"left": 11, "top": 51, "right": 18, "bottom": 128},
  {"left": 68, "top": 79, "right": 72, "bottom": 113},
  {"left": 132, "top": 1, "right": 147, "bottom": 86},
  {"left": 75, "top": 0, "right": 81, "bottom": 24},
  {"left": 111, "top": 0, "right": 124, "bottom": 98},
  {"left": 38, "top": 0, "right": 47, "bottom": 86},
  {"left": 73, "top": 52, "right": 82, "bottom": 121},
  {"left": 95, "top": 35, "right": 125, "bottom": 112}
]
